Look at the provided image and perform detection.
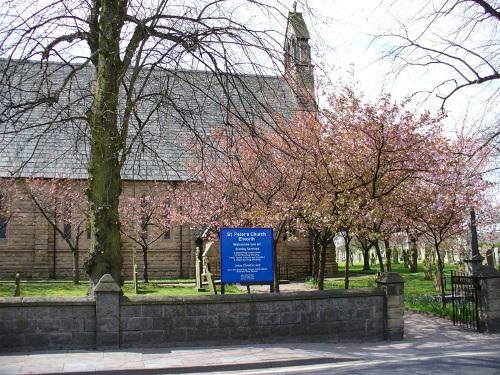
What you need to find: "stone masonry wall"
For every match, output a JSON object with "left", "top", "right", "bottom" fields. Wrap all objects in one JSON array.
[
  {"left": 477, "top": 267, "right": 500, "bottom": 333},
  {"left": 0, "top": 273, "right": 404, "bottom": 352},
  {"left": 0, "top": 297, "right": 95, "bottom": 352},
  {"left": 119, "top": 290, "right": 386, "bottom": 348}
]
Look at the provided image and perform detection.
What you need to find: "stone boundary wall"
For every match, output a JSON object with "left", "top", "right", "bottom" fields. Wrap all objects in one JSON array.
[
  {"left": 477, "top": 268, "right": 500, "bottom": 333},
  {"left": 0, "top": 297, "right": 95, "bottom": 352},
  {"left": 0, "top": 273, "right": 406, "bottom": 352},
  {"left": 119, "top": 289, "right": 386, "bottom": 348}
]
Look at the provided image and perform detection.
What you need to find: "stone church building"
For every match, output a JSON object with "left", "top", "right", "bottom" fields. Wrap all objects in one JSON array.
[{"left": 0, "top": 10, "right": 337, "bottom": 281}]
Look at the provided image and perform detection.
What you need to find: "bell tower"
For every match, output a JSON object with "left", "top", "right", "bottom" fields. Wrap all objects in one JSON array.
[{"left": 284, "top": 2, "right": 315, "bottom": 110}]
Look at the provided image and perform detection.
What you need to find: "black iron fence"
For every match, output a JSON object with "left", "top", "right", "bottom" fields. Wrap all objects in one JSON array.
[{"left": 451, "top": 271, "right": 480, "bottom": 331}]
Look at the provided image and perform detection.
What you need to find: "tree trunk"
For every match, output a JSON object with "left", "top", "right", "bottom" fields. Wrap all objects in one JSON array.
[
  {"left": 312, "top": 231, "right": 320, "bottom": 281},
  {"left": 272, "top": 232, "right": 281, "bottom": 293},
  {"left": 384, "top": 238, "right": 392, "bottom": 272},
  {"left": 344, "top": 239, "right": 350, "bottom": 289},
  {"left": 84, "top": 2, "right": 126, "bottom": 294},
  {"left": 402, "top": 249, "right": 409, "bottom": 269},
  {"left": 73, "top": 249, "right": 80, "bottom": 285},
  {"left": 331, "top": 240, "right": 338, "bottom": 274},
  {"left": 392, "top": 247, "right": 399, "bottom": 264},
  {"left": 434, "top": 241, "right": 446, "bottom": 306},
  {"left": 410, "top": 235, "right": 418, "bottom": 273},
  {"left": 423, "top": 244, "right": 433, "bottom": 280},
  {"left": 449, "top": 248, "right": 456, "bottom": 263},
  {"left": 373, "top": 240, "right": 385, "bottom": 273},
  {"left": 317, "top": 237, "right": 328, "bottom": 291},
  {"left": 362, "top": 248, "right": 370, "bottom": 271},
  {"left": 308, "top": 229, "right": 314, "bottom": 277},
  {"left": 142, "top": 246, "right": 149, "bottom": 283},
  {"left": 359, "top": 238, "right": 372, "bottom": 271}
]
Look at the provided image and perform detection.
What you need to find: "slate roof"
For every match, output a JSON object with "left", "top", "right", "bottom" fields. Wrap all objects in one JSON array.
[{"left": 0, "top": 59, "right": 297, "bottom": 181}]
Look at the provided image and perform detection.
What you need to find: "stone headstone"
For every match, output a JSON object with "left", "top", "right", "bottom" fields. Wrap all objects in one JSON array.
[{"left": 486, "top": 248, "right": 495, "bottom": 268}]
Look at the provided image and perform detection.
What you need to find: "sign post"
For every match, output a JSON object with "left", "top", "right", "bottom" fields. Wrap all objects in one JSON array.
[{"left": 220, "top": 228, "right": 274, "bottom": 294}]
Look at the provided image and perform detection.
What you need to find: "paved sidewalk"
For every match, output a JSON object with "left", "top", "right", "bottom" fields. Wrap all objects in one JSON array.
[{"left": 1, "top": 312, "right": 499, "bottom": 374}]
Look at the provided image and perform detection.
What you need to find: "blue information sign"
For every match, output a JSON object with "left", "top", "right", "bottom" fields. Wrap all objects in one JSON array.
[{"left": 220, "top": 227, "right": 274, "bottom": 284}]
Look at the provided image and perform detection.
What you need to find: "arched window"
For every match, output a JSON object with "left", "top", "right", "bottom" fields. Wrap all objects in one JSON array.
[
  {"left": 63, "top": 222, "right": 71, "bottom": 240},
  {"left": 300, "top": 42, "right": 310, "bottom": 64},
  {"left": 292, "top": 37, "right": 298, "bottom": 63}
]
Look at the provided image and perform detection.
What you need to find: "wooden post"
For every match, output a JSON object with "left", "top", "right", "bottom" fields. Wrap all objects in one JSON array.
[
  {"left": 132, "top": 248, "right": 138, "bottom": 294},
  {"left": 203, "top": 242, "right": 217, "bottom": 295},
  {"left": 195, "top": 236, "right": 205, "bottom": 291},
  {"left": 14, "top": 273, "right": 20, "bottom": 297},
  {"left": 133, "top": 264, "right": 138, "bottom": 294}
]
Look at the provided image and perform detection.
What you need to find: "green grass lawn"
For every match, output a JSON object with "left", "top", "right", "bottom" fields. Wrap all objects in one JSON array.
[
  {"left": 314, "top": 262, "right": 458, "bottom": 319},
  {"left": 0, "top": 280, "right": 240, "bottom": 298},
  {"left": 0, "top": 281, "right": 88, "bottom": 297},
  {"left": 0, "top": 261, "right": 461, "bottom": 320}
]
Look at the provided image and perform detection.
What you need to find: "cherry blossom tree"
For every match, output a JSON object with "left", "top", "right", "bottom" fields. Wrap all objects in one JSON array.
[
  {"left": 24, "top": 178, "right": 89, "bottom": 284},
  {"left": 400, "top": 136, "right": 493, "bottom": 302},
  {"left": 357, "top": 236, "right": 373, "bottom": 271},
  {"left": 179, "top": 85, "right": 494, "bottom": 296},
  {"left": 180, "top": 114, "right": 312, "bottom": 292},
  {"left": 287, "top": 113, "right": 343, "bottom": 290},
  {"left": 322, "top": 87, "right": 445, "bottom": 272},
  {"left": 119, "top": 185, "right": 176, "bottom": 283}
]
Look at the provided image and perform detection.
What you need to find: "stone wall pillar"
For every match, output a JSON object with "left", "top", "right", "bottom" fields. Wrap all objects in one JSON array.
[
  {"left": 94, "top": 274, "right": 121, "bottom": 349},
  {"left": 377, "top": 272, "right": 404, "bottom": 340},
  {"left": 477, "top": 267, "right": 500, "bottom": 333}
]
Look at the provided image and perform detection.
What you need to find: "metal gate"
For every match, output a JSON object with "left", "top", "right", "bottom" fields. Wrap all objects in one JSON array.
[{"left": 451, "top": 271, "right": 480, "bottom": 331}]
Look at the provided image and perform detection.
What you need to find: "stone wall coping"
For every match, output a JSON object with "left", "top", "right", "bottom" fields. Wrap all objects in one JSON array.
[
  {"left": 376, "top": 272, "right": 404, "bottom": 284},
  {"left": 477, "top": 266, "right": 500, "bottom": 279},
  {"left": 0, "top": 296, "right": 94, "bottom": 307},
  {"left": 94, "top": 274, "right": 121, "bottom": 292},
  {"left": 121, "top": 288, "right": 385, "bottom": 306}
]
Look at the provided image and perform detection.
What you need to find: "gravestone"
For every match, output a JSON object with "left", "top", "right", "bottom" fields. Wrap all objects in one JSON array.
[
  {"left": 464, "top": 209, "right": 484, "bottom": 275},
  {"left": 486, "top": 248, "right": 495, "bottom": 268}
]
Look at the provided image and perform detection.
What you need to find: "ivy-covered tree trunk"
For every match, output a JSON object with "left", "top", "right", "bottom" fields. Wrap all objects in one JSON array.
[{"left": 84, "top": 1, "right": 125, "bottom": 294}]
